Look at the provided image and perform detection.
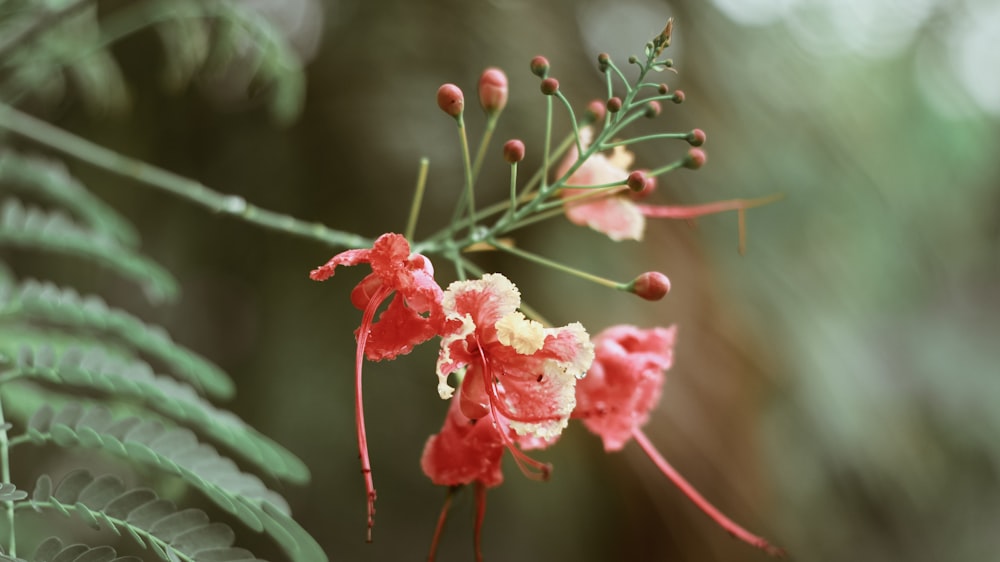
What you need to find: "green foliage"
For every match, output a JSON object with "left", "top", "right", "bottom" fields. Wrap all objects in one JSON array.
[{"left": 0, "top": 0, "right": 321, "bottom": 560}]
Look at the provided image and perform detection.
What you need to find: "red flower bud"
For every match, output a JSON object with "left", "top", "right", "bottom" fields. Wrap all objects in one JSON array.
[
  {"left": 658, "top": 83, "right": 669, "bottom": 95},
  {"left": 626, "top": 171, "right": 647, "bottom": 192},
  {"left": 503, "top": 139, "right": 525, "bottom": 163},
  {"left": 606, "top": 96, "right": 622, "bottom": 113},
  {"left": 584, "top": 99, "right": 606, "bottom": 123},
  {"left": 540, "top": 77, "right": 559, "bottom": 96},
  {"left": 684, "top": 148, "right": 706, "bottom": 169},
  {"left": 530, "top": 55, "right": 550, "bottom": 78},
  {"left": 478, "top": 67, "right": 508, "bottom": 114},
  {"left": 437, "top": 84, "right": 464, "bottom": 118},
  {"left": 687, "top": 128, "right": 706, "bottom": 147},
  {"left": 644, "top": 100, "right": 662, "bottom": 118},
  {"left": 629, "top": 272, "right": 671, "bottom": 301},
  {"left": 671, "top": 90, "right": 685, "bottom": 104}
]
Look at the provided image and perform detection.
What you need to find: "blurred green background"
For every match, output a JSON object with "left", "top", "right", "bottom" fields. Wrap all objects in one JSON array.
[{"left": 5, "top": 0, "right": 1000, "bottom": 560}]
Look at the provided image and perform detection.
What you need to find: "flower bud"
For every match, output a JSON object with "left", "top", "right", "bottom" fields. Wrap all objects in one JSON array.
[
  {"left": 437, "top": 84, "right": 464, "bottom": 118},
  {"left": 606, "top": 96, "right": 622, "bottom": 113},
  {"left": 530, "top": 56, "right": 550, "bottom": 78},
  {"left": 626, "top": 171, "right": 647, "bottom": 192},
  {"left": 583, "top": 99, "right": 606, "bottom": 123},
  {"left": 644, "top": 100, "right": 662, "bottom": 118},
  {"left": 540, "top": 77, "right": 559, "bottom": 96},
  {"left": 628, "top": 55, "right": 638, "bottom": 64},
  {"left": 658, "top": 83, "right": 669, "bottom": 95},
  {"left": 630, "top": 172, "right": 657, "bottom": 199},
  {"left": 597, "top": 52, "right": 610, "bottom": 72},
  {"left": 687, "top": 128, "right": 706, "bottom": 147},
  {"left": 503, "top": 139, "right": 525, "bottom": 163},
  {"left": 684, "top": 148, "right": 706, "bottom": 169},
  {"left": 629, "top": 272, "right": 671, "bottom": 301},
  {"left": 671, "top": 90, "right": 685, "bottom": 104},
  {"left": 479, "top": 67, "right": 508, "bottom": 114}
]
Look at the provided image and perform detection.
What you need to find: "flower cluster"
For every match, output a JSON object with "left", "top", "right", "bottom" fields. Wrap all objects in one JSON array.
[{"left": 310, "top": 19, "right": 783, "bottom": 560}]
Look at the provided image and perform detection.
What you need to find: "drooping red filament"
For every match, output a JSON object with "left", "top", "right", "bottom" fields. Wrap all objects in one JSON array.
[
  {"left": 355, "top": 284, "right": 394, "bottom": 542},
  {"left": 427, "top": 487, "right": 456, "bottom": 562},
  {"left": 632, "top": 427, "right": 786, "bottom": 557}
]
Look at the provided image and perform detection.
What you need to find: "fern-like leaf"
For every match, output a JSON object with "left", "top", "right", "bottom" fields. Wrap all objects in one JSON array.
[
  {"left": 0, "top": 199, "right": 177, "bottom": 303},
  {"left": 27, "top": 471, "right": 282, "bottom": 562},
  {"left": 1, "top": 280, "right": 234, "bottom": 399},
  {"left": 5, "top": 341, "right": 306, "bottom": 483},
  {"left": 0, "top": 482, "right": 27, "bottom": 501},
  {"left": 21, "top": 402, "right": 327, "bottom": 562},
  {"left": 0, "top": 150, "right": 138, "bottom": 245},
  {"left": 31, "top": 536, "right": 142, "bottom": 562}
]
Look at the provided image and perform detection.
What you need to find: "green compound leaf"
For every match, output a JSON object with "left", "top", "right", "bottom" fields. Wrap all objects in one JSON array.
[
  {"left": 31, "top": 536, "right": 146, "bottom": 562},
  {"left": 23, "top": 405, "right": 323, "bottom": 561},
  {"left": 0, "top": 150, "right": 138, "bottom": 245},
  {"left": 0, "top": 199, "right": 177, "bottom": 304},
  {"left": 6, "top": 341, "right": 306, "bottom": 483},
  {"left": 1, "top": 281, "right": 235, "bottom": 400},
  {"left": 27, "top": 472, "right": 271, "bottom": 562},
  {"left": 0, "top": 482, "right": 28, "bottom": 501}
]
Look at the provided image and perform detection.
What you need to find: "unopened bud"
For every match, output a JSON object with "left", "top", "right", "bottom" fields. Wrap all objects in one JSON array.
[
  {"left": 606, "top": 96, "right": 622, "bottom": 113},
  {"left": 658, "top": 83, "right": 669, "bottom": 95},
  {"left": 672, "top": 90, "right": 685, "bottom": 104},
  {"left": 540, "top": 77, "right": 559, "bottom": 96},
  {"left": 684, "top": 148, "right": 706, "bottom": 169},
  {"left": 644, "top": 100, "right": 662, "bottom": 118},
  {"left": 530, "top": 56, "right": 550, "bottom": 78},
  {"left": 631, "top": 172, "right": 657, "bottom": 199},
  {"left": 626, "top": 171, "right": 647, "bottom": 192},
  {"left": 503, "top": 139, "right": 525, "bottom": 163},
  {"left": 628, "top": 272, "right": 671, "bottom": 301},
  {"left": 437, "top": 84, "right": 464, "bottom": 118},
  {"left": 583, "top": 99, "right": 606, "bottom": 123},
  {"left": 479, "top": 67, "right": 508, "bottom": 114},
  {"left": 597, "top": 52, "right": 610, "bottom": 72},
  {"left": 687, "top": 129, "right": 706, "bottom": 147},
  {"left": 628, "top": 55, "right": 638, "bottom": 64}
]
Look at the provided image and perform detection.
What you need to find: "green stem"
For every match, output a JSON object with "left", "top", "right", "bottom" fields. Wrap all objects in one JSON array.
[
  {"left": 404, "top": 158, "right": 430, "bottom": 241},
  {"left": 470, "top": 113, "right": 499, "bottom": 185},
  {"left": 491, "top": 241, "right": 623, "bottom": 290},
  {"left": 602, "top": 132, "right": 689, "bottom": 148},
  {"left": 0, "top": 103, "right": 369, "bottom": 250},
  {"left": 0, "top": 395, "right": 14, "bottom": 557}
]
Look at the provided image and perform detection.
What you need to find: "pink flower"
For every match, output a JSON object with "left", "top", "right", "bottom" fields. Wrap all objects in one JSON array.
[
  {"left": 573, "top": 324, "right": 677, "bottom": 450},
  {"left": 310, "top": 232, "right": 442, "bottom": 360},
  {"left": 422, "top": 394, "right": 506, "bottom": 562},
  {"left": 436, "top": 273, "right": 593, "bottom": 475},
  {"left": 572, "top": 325, "right": 785, "bottom": 557},
  {"left": 310, "top": 232, "right": 444, "bottom": 541},
  {"left": 556, "top": 126, "right": 646, "bottom": 241},
  {"left": 421, "top": 392, "right": 506, "bottom": 489},
  {"left": 556, "top": 128, "right": 777, "bottom": 251}
]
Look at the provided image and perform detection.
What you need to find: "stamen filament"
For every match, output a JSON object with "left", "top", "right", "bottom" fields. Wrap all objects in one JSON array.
[
  {"left": 632, "top": 428, "right": 786, "bottom": 557},
  {"left": 637, "top": 194, "right": 783, "bottom": 254},
  {"left": 428, "top": 487, "right": 457, "bottom": 562},
  {"left": 474, "top": 482, "right": 488, "bottom": 562},
  {"left": 356, "top": 285, "right": 395, "bottom": 542}
]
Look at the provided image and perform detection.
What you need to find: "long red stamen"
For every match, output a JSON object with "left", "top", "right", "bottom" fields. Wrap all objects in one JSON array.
[
  {"left": 428, "top": 487, "right": 457, "bottom": 562},
  {"left": 632, "top": 428, "right": 786, "bottom": 557},
  {"left": 474, "top": 482, "right": 487, "bottom": 562},
  {"left": 474, "top": 347, "right": 551, "bottom": 480},
  {"left": 636, "top": 194, "right": 782, "bottom": 254},
  {"left": 356, "top": 285, "right": 394, "bottom": 542}
]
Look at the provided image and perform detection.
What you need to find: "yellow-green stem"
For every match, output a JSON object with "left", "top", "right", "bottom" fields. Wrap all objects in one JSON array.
[{"left": 405, "top": 158, "right": 430, "bottom": 241}]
